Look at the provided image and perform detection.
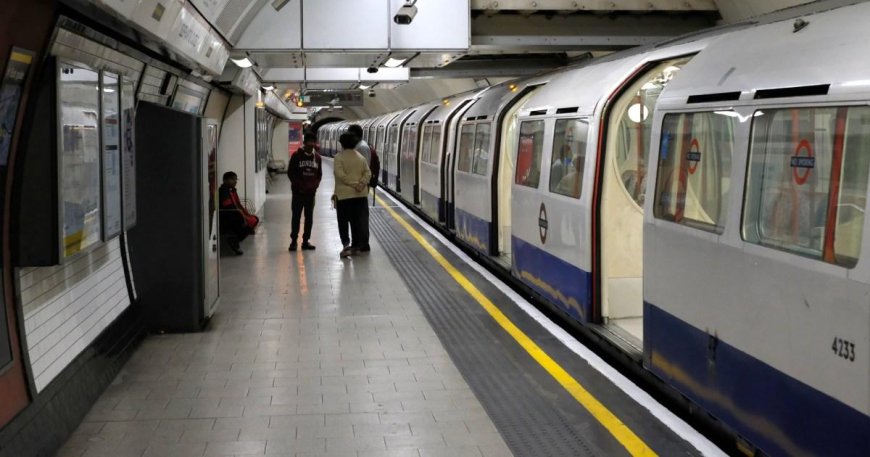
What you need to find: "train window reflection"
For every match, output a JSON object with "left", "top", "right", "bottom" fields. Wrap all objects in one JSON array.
[
  {"left": 515, "top": 120, "right": 545, "bottom": 188},
  {"left": 654, "top": 111, "right": 734, "bottom": 232},
  {"left": 457, "top": 124, "right": 475, "bottom": 172},
  {"left": 742, "top": 106, "right": 870, "bottom": 268},
  {"left": 472, "top": 123, "right": 491, "bottom": 176},
  {"left": 549, "top": 118, "right": 588, "bottom": 198},
  {"left": 389, "top": 124, "right": 399, "bottom": 159},
  {"left": 428, "top": 125, "right": 442, "bottom": 164},
  {"left": 421, "top": 125, "right": 433, "bottom": 164}
]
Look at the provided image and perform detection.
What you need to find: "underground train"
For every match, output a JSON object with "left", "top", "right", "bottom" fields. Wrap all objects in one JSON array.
[{"left": 319, "top": 3, "right": 870, "bottom": 456}]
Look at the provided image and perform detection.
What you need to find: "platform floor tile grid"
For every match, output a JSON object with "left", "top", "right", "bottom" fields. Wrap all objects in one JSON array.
[{"left": 56, "top": 170, "right": 513, "bottom": 457}]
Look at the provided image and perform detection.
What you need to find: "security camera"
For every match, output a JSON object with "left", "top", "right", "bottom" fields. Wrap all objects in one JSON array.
[
  {"left": 368, "top": 89, "right": 376, "bottom": 98},
  {"left": 366, "top": 66, "right": 379, "bottom": 74},
  {"left": 394, "top": 3, "right": 417, "bottom": 25}
]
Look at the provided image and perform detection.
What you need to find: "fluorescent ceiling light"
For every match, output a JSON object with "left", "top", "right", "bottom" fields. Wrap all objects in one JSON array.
[
  {"left": 262, "top": 85, "right": 275, "bottom": 91},
  {"left": 358, "top": 84, "right": 371, "bottom": 90},
  {"left": 231, "top": 57, "right": 253, "bottom": 68},
  {"left": 384, "top": 58, "right": 406, "bottom": 68}
]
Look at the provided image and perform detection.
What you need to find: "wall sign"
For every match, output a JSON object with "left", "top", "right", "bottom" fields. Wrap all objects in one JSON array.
[{"left": 0, "top": 48, "right": 33, "bottom": 166}]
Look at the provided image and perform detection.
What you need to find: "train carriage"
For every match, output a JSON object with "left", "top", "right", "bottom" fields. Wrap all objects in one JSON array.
[
  {"left": 341, "top": 3, "right": 870, "bottom": 455},
  {"left": 384, "top": 107, "right": 417, "bottom": 192},
  {"left": 398, "top": 103, "right": 440, "bottom": 205},
  {"left": 418, "top": 90, "right": 481, "bottom": 223},
  {"left": 644, "top": 5, "right": 870, "bottom": 455}
]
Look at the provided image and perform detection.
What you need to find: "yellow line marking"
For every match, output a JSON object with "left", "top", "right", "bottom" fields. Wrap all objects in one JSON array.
[{"left": 376, "top": 195, "right": 656, "bottom": 457}]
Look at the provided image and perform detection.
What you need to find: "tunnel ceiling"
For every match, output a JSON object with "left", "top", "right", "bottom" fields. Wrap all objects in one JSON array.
[{"left": 199, "top": 0, "right": 818, "bottom": 118}]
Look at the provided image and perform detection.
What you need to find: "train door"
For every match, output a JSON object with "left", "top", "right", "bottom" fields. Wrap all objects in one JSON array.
[
  {"left": 445, "top": 108, "right": 467, "bottom": 230},
  {"left": 495, "top": 88, "right": 541, "bottom": 268},
  {"left": 439, "top": 100, "right": 472, "bottom": 224},
  {"left": 596, "top": 58, "right": 691, "bottom": 344},
  {"left": 390, "top": 123, "right": 402, "bottom": 182}
]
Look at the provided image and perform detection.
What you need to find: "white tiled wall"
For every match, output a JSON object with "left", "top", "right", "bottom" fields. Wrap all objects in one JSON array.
[{"left": 18, "top": 239, "right": 131, "bottom": 392}]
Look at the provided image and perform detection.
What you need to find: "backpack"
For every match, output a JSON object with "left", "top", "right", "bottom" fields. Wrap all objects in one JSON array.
[{"left": 369, "top": 149, "right": 381, "bottom": 187}]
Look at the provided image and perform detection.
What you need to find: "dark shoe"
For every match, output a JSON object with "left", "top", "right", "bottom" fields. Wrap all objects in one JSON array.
[
  {"left": 301, "top": 242, "right": 316, "bottom": 250},
  {"left": 232, "top": 248, "right": 244, "bottom": 256},
  {"left": 358, "top": 245, "right": 371, "bottom": 252},
  {"left": 288, "top": 242, "right": 297, "bottom": 251},
  {"left": 339, "top": 247, "right": 354, "bottom": 258}
]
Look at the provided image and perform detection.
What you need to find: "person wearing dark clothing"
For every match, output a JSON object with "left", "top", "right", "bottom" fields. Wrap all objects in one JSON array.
[
  {"left": 347, "top": 124, "right": 376, "bottom": 252},
  {"left": 219, "top": 171, "right": 259, "bottom": 255},
  {"left": 287, "top": 133, "right": 323, "bottom": 251}
]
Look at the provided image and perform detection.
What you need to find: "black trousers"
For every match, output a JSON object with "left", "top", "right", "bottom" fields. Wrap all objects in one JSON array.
[
  {"left": 220, "top": 211, "right": 249, "bottom": 249},
  {"left": 336, "top": 197, "right": 369, "bottom": 248},
  {"left": 290, "top": 192, "right": 316, "bottom": 242}
]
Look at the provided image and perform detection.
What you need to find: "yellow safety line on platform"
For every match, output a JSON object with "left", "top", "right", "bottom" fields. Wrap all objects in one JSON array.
[{"left": 376, "top": 195, "right": 656, "bottom": 457}]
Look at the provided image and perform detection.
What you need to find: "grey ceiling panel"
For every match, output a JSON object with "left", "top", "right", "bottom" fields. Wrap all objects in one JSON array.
[
  {"left": 303, "top": 52, "right": 389, "bottom": 68},
  {"left": 250, "top": 52, "right": 304, "bottom": 68}
]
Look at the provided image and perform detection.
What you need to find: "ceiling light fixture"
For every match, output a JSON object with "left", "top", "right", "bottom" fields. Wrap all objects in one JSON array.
[
  {"left": 230, "top": 57, "right": 253, "bottom": 68},
  {"left": 359, "top": 84, "right": 371, "bottom": 90},
  {"left": 384, "top": 57, "right": 407, "bottom": 68},
  {"left": 262, "top": 85, "right": 275, "bottom": 91}
]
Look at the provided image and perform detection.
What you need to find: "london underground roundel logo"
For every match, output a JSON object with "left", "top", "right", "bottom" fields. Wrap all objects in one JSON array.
[{"left": 538, "top": 203, "right": 548, "bottom": 244}]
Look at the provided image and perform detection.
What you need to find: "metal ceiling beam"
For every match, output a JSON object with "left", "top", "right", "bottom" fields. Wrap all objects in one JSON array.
[
  {"left": 470, "top": 0, "right": 718, "bottom": 11},
  {"left": 410, "top": 57, "right": 564, "bottom": 78},
  {"left": 261, "top": 67, "right": 410, "bottom": 83},
  {"left": 471, "top": 34, "right": 665, "bottom": 51}
]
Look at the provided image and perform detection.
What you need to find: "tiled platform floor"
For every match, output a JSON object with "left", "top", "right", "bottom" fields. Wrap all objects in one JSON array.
[{"left": 57, "top": 163, "right": 513, "bottom": 457}]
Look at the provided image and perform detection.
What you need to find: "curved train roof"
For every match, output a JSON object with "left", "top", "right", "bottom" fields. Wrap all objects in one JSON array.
[
  {"left": 424, "top": 89, "right": 483, "bottom": 124},
  {"left": 518, "top": 37, "right": 717, "bottom": 118},
  {"left": 658, "top": 1, "right": 870, "bottom": 109}
]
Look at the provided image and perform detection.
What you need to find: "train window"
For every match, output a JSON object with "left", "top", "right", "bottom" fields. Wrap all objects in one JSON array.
[
  {"left": 654, "top": 111, "right": 735, "bottom": 233},
  {"left": 421, "top": 125, "right": 433, "bottom": 164},
  {"left": 400, "top": 127, "right": 409, "bottom": 160},
  {"left": 457, "top": 124, "right": 476, "bottom": 172},
  {"left": 549, "top": 118, "right": 589, "bottom": 198},
  {"left": 612, "top": 57, "right": 692, "bottom": 206},
  {"left": 742, "top": 106, "right": 870, "bottom": 267},
  {"left": 402, "top": 126, "right": 417, "bottom": 160},
  {"left": 389, "top": 125, "right": 399, "bottom": 158},
  {"left": 515, "top": 120, "right": 546, "bottom": 188},
  {"left": 428, "top": 125, "right": 442, "bottom": 164},
  {"left": 377, "top": 126, "right": 386, "bottom": 155},
  {"left": 472, "top": 123, "right": 492, "bottom": 176}
]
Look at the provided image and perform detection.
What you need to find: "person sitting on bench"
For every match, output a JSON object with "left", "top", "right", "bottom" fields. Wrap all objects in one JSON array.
[{"left": 219, "top": 171, "right": 259, "bottom": 255}]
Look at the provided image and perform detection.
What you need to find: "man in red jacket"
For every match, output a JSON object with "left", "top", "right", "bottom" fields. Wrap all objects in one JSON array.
[{"left": 287, "top": 133, "right": 322, "bottom": 251}]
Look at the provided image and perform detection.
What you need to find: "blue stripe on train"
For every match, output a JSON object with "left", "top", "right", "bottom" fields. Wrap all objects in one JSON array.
[
  {"left": 645, "top": 303, "right": 870, "bottom": 457},
  {"left": 454, "top": 207, "right": 490, "bottom": 253},
  {"left": 512, "top": 237, "right": 591, "bottom": 323}
]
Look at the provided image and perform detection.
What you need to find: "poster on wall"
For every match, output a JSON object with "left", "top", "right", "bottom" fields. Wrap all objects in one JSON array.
[
  {"left": 121, "top": 76, "right": 137, "bottom": 229},
  {"left": 0, "top": 48, "right": 34, "bottom": 167},
  {"left": 288, "top": 121, "right": 303, "bottom": 156},
  {"left": 254, "top": 108, "right": 274, "bottom": 172},
  {"left": 102, "top": 72, "right": 123, "bottom": 240},
  {"left": 59, "top": 61, "right": 102, "bottom": 258}
]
